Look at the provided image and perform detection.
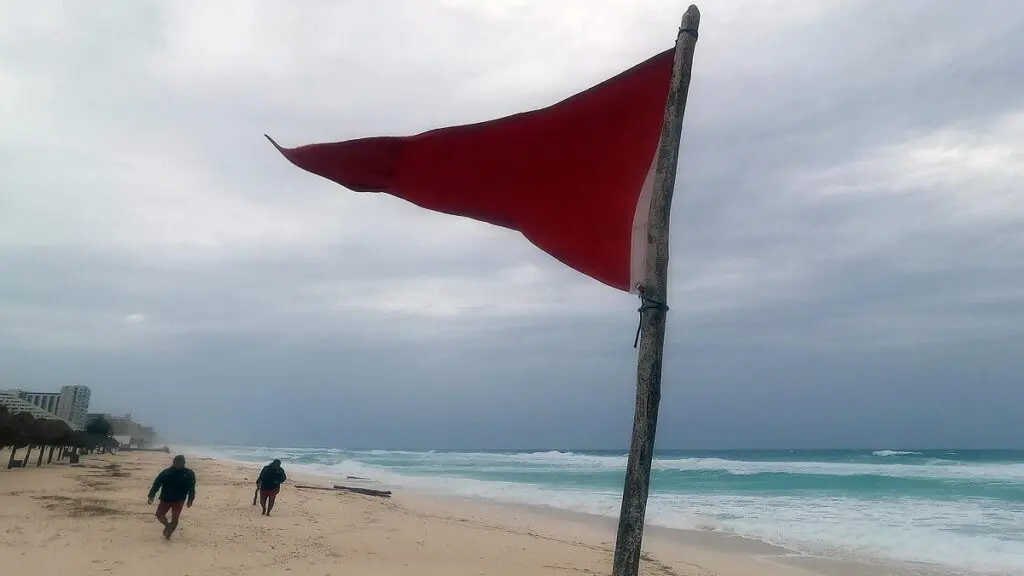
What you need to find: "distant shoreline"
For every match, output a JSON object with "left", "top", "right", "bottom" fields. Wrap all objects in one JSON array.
[
  {"left": 183, "top": 446, "right": 980, "bottom": 576},
  {"left": 3, "top": 449, "right": 949, "bottom": 576},
  {"left": 175, "top": 444, "right": 1024, "bottom": 452}
]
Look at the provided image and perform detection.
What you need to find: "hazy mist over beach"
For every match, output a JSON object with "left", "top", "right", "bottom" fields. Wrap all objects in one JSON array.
[{"left": 2, "top": 0, "right": 1023, "bottom": 450}]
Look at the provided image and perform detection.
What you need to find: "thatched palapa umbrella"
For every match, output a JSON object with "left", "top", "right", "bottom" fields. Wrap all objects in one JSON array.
[
  {"left": 1, "top": 409, "right": 77, "bottom": 468},
  {"left": 28, "top": 419, "right": 73, "bottom": 466},
  {"left": 0, "top": 406, "right": 23, "bottom": 458},
  {"left": 5, "top": 412, "right": 33, "bottom": 469}
]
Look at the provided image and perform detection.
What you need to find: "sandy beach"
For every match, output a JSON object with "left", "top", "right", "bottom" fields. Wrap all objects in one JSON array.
[{"left": 0, "top": 450, "right": 949, "bottom": 576}]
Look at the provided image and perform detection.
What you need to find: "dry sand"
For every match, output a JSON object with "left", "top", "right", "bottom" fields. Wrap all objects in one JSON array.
[{"left": 0, "top": 450, "right": 940, "bottom": 576}]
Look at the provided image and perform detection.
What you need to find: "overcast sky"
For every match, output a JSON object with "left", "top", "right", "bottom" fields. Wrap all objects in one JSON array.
[{"left": 1, "top": 0, "right": 1021, "bottom": 449}]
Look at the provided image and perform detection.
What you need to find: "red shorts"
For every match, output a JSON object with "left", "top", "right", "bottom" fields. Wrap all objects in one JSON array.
[
  {"left": 260, "top": 488, "right": 280, "bottom": 498},
  {"left": 156, "top": 500, "right": 184, "bottom": 518}
]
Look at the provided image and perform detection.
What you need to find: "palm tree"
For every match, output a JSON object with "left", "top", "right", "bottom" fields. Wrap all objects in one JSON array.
[{"left": 85, "top": 416, "right": 113, "bottom": 437}]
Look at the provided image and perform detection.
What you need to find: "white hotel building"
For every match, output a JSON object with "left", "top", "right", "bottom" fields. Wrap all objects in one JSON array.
[{"left": 10, "top": 385, "right": 92, "bottom": 429}]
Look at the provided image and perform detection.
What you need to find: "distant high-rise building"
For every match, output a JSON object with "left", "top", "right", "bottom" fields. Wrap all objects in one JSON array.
[
  {"left": 56, "top": 385, "right": 91, "bottom": 428},
  {"left": 18, "top": 390, "right": 61, "bottom": 415}
]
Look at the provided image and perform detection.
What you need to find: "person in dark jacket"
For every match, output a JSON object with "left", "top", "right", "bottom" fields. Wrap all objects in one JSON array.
[
  {"left": 256, "top": 459, "right": 287, "bottom": 516},
  {"left": 148, "top": 455, "right": 196, "bottom": 539}
]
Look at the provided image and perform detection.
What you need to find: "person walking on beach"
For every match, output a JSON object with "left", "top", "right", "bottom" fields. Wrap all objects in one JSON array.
[
  {"left": 256, "top": 459, "right": 287, "bottom": 516},
  {"left": 147, "top": 455, "right": 196, "bottom": 540}
]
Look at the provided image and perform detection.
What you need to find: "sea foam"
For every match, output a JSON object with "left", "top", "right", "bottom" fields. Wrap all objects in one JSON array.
[{"left": 193, "top": 446, "right": 1024, "bottom": 575}]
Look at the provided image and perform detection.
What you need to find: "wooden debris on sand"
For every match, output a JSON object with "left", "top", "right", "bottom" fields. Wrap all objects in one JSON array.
[
  {"left": 334, "top": 485, "right": 392, "bottom": 498},
  {"left": 294, "top": 484, "right": 392, "bottom": 498}
]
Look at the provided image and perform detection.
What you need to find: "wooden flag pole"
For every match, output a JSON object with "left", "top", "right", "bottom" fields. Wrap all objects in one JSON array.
[{"left": 612, "top": 6, "right": 700, "bottom": 576}]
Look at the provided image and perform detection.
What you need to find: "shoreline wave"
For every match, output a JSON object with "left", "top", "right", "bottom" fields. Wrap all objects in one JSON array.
[{"left": 186, "top": 446, "right": 1024, "bottom": 575}]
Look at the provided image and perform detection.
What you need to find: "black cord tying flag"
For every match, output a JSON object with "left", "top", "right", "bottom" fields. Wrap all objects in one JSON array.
[{"left": 633, "top": 286, "right": 669, "bottom": 348}]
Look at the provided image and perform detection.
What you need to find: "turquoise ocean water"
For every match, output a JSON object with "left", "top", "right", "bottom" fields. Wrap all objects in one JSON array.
[{"left": 197, "top": 447, "right": 1024, "bottom": 574}]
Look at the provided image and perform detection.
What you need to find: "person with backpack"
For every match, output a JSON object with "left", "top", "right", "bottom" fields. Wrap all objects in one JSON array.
[{"left": 256, "top": 459, "right": 287, "bottom": 516}]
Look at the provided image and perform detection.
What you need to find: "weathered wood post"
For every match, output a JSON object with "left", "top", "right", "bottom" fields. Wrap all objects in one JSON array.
[{"left": 611, "top": 5, "right": 700, "bottom": 576}]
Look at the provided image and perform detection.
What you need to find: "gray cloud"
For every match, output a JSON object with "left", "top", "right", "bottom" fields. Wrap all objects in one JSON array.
[{"left": 1, "top": 0, "right": 1022, "bottom": 448}]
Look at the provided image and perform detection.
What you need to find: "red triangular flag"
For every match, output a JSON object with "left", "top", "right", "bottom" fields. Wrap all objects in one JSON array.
[{"left": 269, "top": 48, "right": 674, "bottom": 293}]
